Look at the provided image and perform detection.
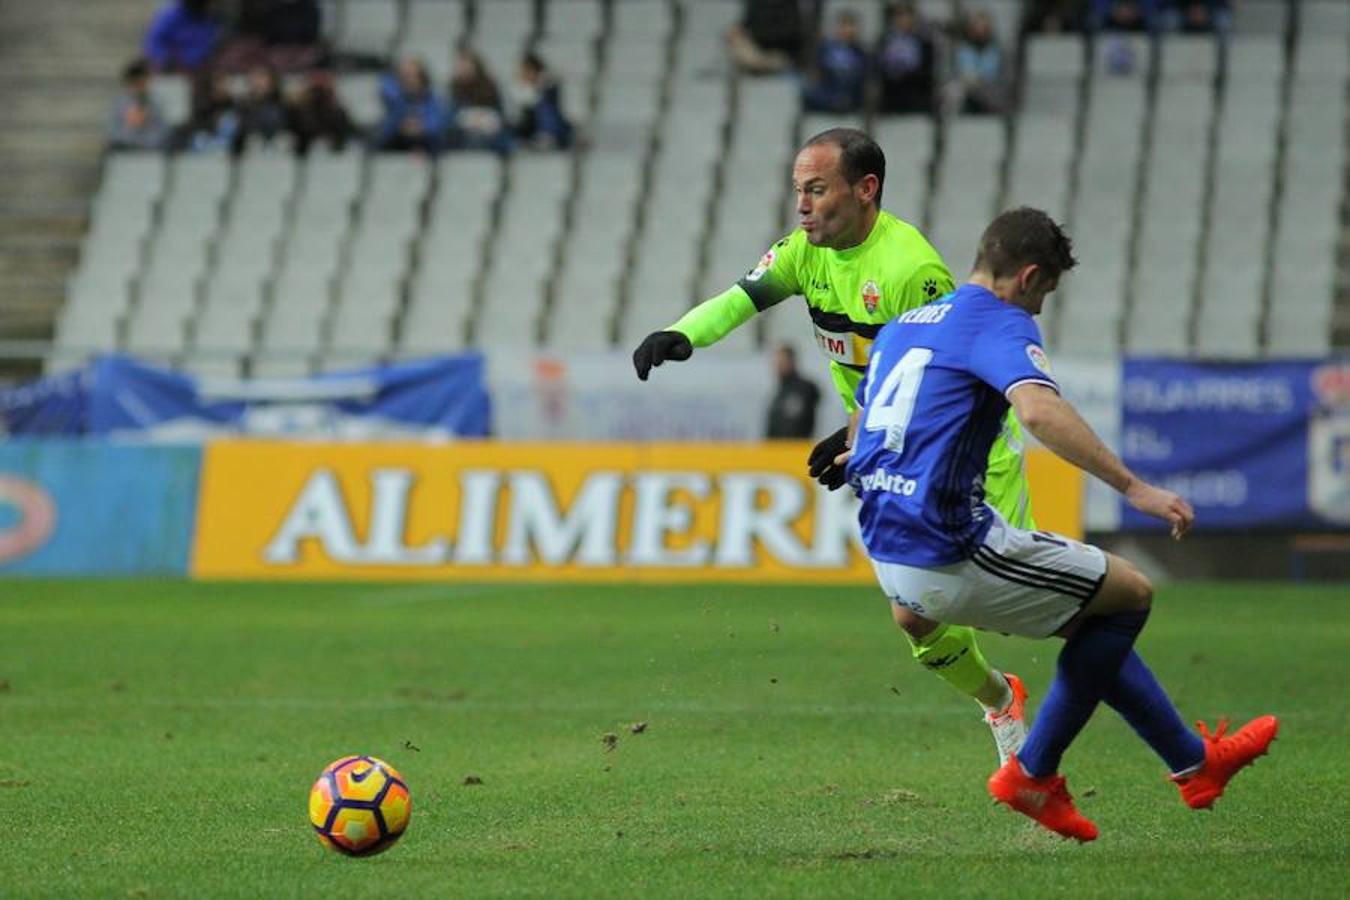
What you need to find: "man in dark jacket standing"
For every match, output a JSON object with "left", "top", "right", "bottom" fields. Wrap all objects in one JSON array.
[{"left": 766, "top": 344, "right": 821, "bottom": 439}]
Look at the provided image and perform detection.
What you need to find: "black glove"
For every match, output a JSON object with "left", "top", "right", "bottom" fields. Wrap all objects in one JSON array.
[
  {"left": 808, "top": 426, "right": 851, "bottom": 490},
  {"left": 632, "top": 330, "right": 693, "bottom": 381}
]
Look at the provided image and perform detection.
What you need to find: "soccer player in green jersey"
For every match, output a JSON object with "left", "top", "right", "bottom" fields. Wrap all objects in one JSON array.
[{"left": 632, "top": 128, "right": 1033, "bottom": 763}]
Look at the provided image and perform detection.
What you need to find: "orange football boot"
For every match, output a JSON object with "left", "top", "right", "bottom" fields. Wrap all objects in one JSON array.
[
  {"left": 988, "top": 755, "right": 1099, "bottom": 842},
  {"left": 1172, "top": 716, "right": 1279, "bottom": 810}
]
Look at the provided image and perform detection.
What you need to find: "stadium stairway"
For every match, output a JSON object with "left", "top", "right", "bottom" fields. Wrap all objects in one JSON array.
[{"left": 0, "top": 0, "right": 158, "bottom": 374}]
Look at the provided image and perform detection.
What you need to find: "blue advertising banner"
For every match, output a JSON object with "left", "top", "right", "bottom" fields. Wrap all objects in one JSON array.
[
  {"left": 88, "top": 354, "right": 492, "bottom": 439},
  {"left": 1121, "top": 359, "right": 1350, "bottom": 530},
  {"left": 0, "top": 442, "right": 200, "bottom": 575},
  {"left": 0, "top": 354, "right": 492, "bottom": 439}
]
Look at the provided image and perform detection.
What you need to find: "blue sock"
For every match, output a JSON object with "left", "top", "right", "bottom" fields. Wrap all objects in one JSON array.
[
  {"left": 1104, "top": 651, "right": 1206, "bottom": 774},
  {"left": 1019, "top": 609, "right": 1150, "bottom": 777}
]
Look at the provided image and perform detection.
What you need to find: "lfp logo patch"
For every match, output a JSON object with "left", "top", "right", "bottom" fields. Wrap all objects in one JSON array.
[
  {"left": 1026, "top": 344, "right": 1052, "bottom": 375},
  {"left": 747, "top": 250, "right": 775, "bottom": 282},
  {"left": 862, "top": 280, "right": 881, "bottom": 314}
]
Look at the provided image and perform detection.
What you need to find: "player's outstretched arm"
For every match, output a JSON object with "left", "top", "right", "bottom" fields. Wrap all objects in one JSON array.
[
  {"left": 631, "top": 286, "right": 761, "bottom": 381},
  {"left": 1009, "top": 384, "right": 1194, "bottom": 539}
]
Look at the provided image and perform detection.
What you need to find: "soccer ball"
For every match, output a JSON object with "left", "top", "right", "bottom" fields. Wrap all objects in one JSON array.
[{"left": 308, "top": 755, "right": 412, "bottom": 856}]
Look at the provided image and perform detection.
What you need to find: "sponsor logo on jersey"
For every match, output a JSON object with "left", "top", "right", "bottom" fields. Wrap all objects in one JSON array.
[
  {"left": 747, "top": 250, "right": 775, "bottom": 282},
  {"left": 1027, "top": 344, "right": 1052, "bottom": 375},
  {"left": 858, "top": 468, "right": 919, "bottom": 496},
  {"left": 812, "top": 325, "right": 870, "bottom": 365},
  {"left": 862, "top": 279, "right": 881, "bottom": 314}
]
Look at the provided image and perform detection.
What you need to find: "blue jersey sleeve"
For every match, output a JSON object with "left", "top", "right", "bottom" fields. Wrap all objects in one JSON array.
[{"left": 968, "top": 312, "right": 1059, "bottom": 397}]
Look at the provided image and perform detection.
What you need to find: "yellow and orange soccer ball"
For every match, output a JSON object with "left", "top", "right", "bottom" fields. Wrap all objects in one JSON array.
[{"left": 308, "top": 756, "right": 412, "bottom": 856}]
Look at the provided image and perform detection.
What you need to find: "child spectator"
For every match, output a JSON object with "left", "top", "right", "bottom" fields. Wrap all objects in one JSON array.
[
  {"left": 513, "top": 52, "right": 574, "bottom": 150},
  {"left": 287, "top": 68, "right": 358, "bottom": 156},
  {"left": 108, "top": 59, "right": 170, "bottom": 151},
  {"left": 802, "top": 10, "right": 869, "bottom": 114},
  {"left": 235, "top": 65, "right": 289, "bottom": 152},
  {"left": 876, "top": 3, "right": 937, "bottom": 115},
  {"left": 948, "top": 9, "right": 1006, "bottom": 115},
  {"left": 375, "top": 58, "right": 450, "bottom": 155},
  {"left": 179, "top": 70, "right": 240, "bottom": 152},
  {"left": 449, "top": 46, "right": 512, "bottom": 154},
  {"left": 143, "top": 0, "right": 223, "bottom": 73}
]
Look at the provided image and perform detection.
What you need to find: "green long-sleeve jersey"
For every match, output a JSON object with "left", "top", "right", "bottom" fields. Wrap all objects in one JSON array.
[{"left": 666, "top": 210, "right": 1035, "bottom": 528}]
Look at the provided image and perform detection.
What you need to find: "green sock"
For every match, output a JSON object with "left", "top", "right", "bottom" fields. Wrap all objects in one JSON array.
[{"left": 906, "top": 623, "right": 1000, "bottom": 703}]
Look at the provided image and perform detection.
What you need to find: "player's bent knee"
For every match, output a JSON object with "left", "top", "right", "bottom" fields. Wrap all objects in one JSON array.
[
  {"left": 1114, "top": 557, "right": 1153, "bottom": 611},
  {"left": 1081, "top": 553, "right": 1153, "bottom": 618}
]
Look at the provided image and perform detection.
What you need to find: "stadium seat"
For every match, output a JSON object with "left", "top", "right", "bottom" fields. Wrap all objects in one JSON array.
[
  {"left": 180, "top": 355, "right": 243, "bottom": 380},
  {"left": 335, "top": 73, "right": 384, "bottom": 129},
  {"left": 541, "top": 0, "right": 604, "bottom": 39},
  {"left": 1225, "top": 36, "right": 1284, "bottom": 87},
  {"left": 1159, "top": 35, "right": 1218, "bottom": 81},
  {"left": 399, "top": 283, "right": 471, "bottom": 356},
  {"left": 677, "top": 0, "right": 739, "bottom": 76},
  {"left": 336, "top": 0, "right": 400, "bottom": 57},
  {"left": 397, "top": 0, "right": 465, "bottom": 82},
  {"left": 169, "top": 155, "right": 233, "bottom": 205},
  {"left": 148, "top": 75, "right": 190, "bottom": 125},
  {"left": 1232, "top": 0, "right": 1290, "bottom": 34},
  {"left": 1300, "top": 1, "right": 1349, "bottom": 38},
  {"left": 124, "top": 303, "right": 190, "bottom": 357},
  {"left": 250, "top": 355, "right": 315, "bottom": 378},
  {"left": 612, "top": 0, "right": 674, "bottom": 39},
  {"left": 101, "top": 152, "right": 168, "bottom": 200},
  {"left": 1023, "top": 35, "right": 1085, "bottom": 112}
]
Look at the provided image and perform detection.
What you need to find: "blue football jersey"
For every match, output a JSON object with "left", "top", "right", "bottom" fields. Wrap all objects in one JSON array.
[{"left": 846, "top": 284, "right": 1058, "bottom": 566}]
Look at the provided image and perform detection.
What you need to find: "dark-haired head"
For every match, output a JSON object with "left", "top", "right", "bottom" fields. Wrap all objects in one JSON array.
[
  {"left": 972, "top": 207, "right": 1076, "bottom": 314},
  {"left": 122, "top": 58, "right": 150, "bottom": 84},
  {"left": 800, "top": 127, "right": 886, "bottom": 206}
]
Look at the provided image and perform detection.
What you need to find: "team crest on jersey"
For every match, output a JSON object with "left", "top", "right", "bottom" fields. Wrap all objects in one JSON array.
[
  {"left": 862, "top": 279, "right": 881, "bottom": 313},
  {"left": 747, "top": 250, "right": 775, "bottom": 282},
  {"left": 1027, "top": 344, "right": 1052, "bottom": 374}
]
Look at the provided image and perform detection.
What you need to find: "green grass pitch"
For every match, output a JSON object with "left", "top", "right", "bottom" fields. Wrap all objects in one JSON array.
[{"left": 1, "top": 580, "right": 1345, "bottom": 898}]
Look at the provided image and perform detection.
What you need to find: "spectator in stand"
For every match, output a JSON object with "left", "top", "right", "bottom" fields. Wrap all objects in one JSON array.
[
  {"left": 448, "top": 46, "right": 512, "bottom": 154},
  {"left": 108, "top": 59, "right": 170, "bottom": 151},
  {"left": 513, "top": 52, "right": 574, "bottom": 150},
  {"left": 727, "top": 0, "right": 807, "bottom": 75},
  {"left": 287, "top": 67, "right": 357, "bottom": 155},
  {"left": 876, "top": 3, "right": 937, "bottom": 115},
  {"left": 1091, "top": 0, "right": 1159, "bottom": 75},
  {"left": 765, "top": 345, "right": 820, "bottom": 439},
  {"left": 1089, "top": 0, "right": 1161, "bottom": 32},
  {"left": 1164, "top": 0, "right": 1231, "bottom": 34},
  {"left": 234, "top": 64, "right": 289, "bottom": 153},
  {"left": 178, "top": 69, "right": 240, "bottom": 152},
  {"left": 1021, "top": 0, "right": 1086, "bottom": 34},
  {"left": 801, "top": 10, "right": 869, "bottom": 114},
  {"left": 143, "top": 0, "right": 223, "bottom": 72},
  {"left": 375, "top": 58, "right": 450, "bottom": 155},
  {"left": 220, "top": 0, "right": 324, "bottom": 73},
  {"left": 948, "top": 9, "right": 1006, "bottom": 115}
]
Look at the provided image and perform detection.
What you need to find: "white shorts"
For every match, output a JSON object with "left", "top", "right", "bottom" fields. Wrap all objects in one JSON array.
[{"left": 871, "top": 514, "right": 1108, "bottom": 639}]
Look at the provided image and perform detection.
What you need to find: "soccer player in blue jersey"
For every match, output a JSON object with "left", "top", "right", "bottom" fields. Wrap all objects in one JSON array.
[{"left": 842, "top": 208, "right": 1278, "bottom": 841}]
